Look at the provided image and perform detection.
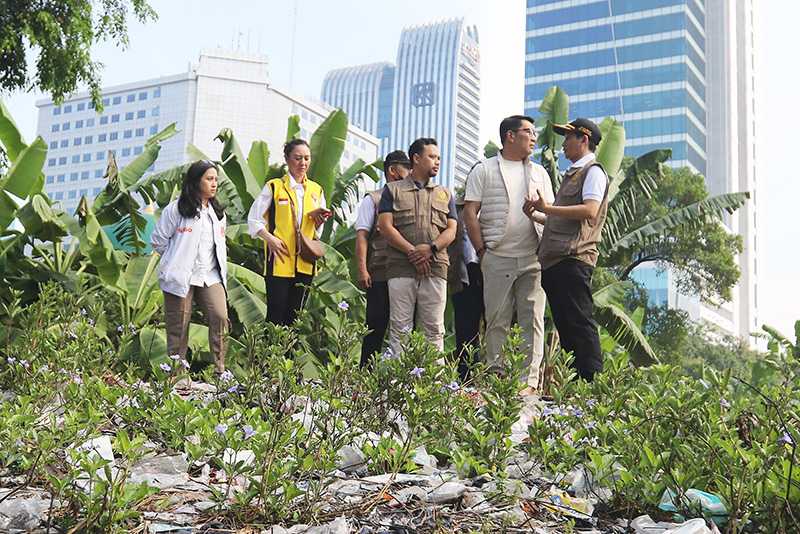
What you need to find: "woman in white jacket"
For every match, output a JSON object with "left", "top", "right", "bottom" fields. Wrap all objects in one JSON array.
[{"left": 151, "top": 160, "right": 229, "bottom": 373}]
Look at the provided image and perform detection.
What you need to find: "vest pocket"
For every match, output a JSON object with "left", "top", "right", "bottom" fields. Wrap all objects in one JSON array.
[
  {"left": 431, "top": 201, "right": 449, "bottom": 230},
  {"left": 393, "top": 208, "right": 415, "bottom": 227}
]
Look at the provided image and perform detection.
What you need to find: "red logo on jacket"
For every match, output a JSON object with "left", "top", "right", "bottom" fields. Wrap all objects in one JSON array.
[{"left": 176, "top": 227, "right": 192, "bottom": 233}]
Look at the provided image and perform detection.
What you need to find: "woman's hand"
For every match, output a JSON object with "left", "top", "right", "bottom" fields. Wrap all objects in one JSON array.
[
  {"left": 307, "top": 207, "right": 332, "bottom": 227},
  {"left": 265, "top": 233, "right": 290, "bottom": 261}
]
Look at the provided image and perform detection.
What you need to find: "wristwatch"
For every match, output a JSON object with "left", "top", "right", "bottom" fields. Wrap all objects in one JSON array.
[{"left": 429, "top": 242, "right": 439, "bottom": 255}]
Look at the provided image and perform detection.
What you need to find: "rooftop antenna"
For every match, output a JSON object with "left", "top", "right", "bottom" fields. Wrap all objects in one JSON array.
[{"left": 289, "top": 0, "right": 299, "bottom": 89}]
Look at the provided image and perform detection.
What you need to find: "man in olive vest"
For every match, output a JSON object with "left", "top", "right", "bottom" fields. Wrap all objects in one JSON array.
[
  {"left": 377, "top": 138, "right": 458, "bottom": 355},
  {"left": 528, "top": 118, "right": 610, "bottom": 381},
  {"left": 462, "top": 115, "right": 554, "bottom": 393},
  {"left": 354, "top": 150, "right": 412, "bottom": 366}
]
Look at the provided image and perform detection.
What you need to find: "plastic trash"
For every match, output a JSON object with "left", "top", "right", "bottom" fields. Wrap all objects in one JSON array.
[
  {"left": 659, "top": 488, "right": 728, "bottom": 527},
  {"left": 542, "top": 486, "right": 595, "bottom": 518},
  {"left": 629, "top": 515, "right": 712, "bottom": 534}
]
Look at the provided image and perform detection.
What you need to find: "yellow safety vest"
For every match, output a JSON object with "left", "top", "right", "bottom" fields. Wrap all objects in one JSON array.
[{"left": 264, "top": 175, "right": 325, "bottom": 278}]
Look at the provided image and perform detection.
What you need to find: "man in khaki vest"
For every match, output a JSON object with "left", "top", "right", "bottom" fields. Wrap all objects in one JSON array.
[
  {"left": 378, "top": 138, "right": 458, "bottom": 355},
  {"left": 463, "top": 115, "right": 554, "bottom": 393},
  {"left": 528, "top": 118, "right": 610, "bottom": 381},
  {"left": 354, "top": 150, "right": 411, "bottom": 366}
]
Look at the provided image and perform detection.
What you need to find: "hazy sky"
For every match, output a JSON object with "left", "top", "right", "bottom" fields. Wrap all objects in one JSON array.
[{"left": 2, "top": 0, "right": 797, "bottom": 337}]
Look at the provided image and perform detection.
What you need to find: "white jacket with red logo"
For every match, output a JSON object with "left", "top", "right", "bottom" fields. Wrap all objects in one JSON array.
[{"left": 151, "top": 199, "right": 228, "bottom": 298}]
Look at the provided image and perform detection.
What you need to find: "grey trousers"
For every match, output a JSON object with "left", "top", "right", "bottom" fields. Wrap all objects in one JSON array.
[
  {"left": 481, "top": 251, "right": 546, "bottom": 388},
  {"left": 387, "top": 276, "right": 447, "bottom": 355},
  {"left": 163, "top": 283, "right": 228, "bottom": 372}
]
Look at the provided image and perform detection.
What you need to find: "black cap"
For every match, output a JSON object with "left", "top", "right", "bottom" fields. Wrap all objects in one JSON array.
[
  {"left": 383, "top": 150, "right": 412, "bottom": 170},
  {"left": 552, "top": 118, "right": 602, "bottom": 145}
]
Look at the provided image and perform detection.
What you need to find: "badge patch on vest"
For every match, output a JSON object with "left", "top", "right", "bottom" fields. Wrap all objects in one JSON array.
[{"left": 437, "top": 190, "right": 448, "bottom": 201}]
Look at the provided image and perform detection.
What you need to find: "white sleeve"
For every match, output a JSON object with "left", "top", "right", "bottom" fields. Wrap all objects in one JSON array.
[
  {"left": 354, "top": 195, "right": 376, "bottom": 232},
  {"left": 151, "top": 202, "right": 178, "bottom": 255},
  {"left": 582, "top": 166, "right": 608, "bottom": 202},
  {"left": 247, "top": 183, "right": 274, "bottom": 238},
  {"left": 464, "top": 162, "right": 485, "bottom": 202}
]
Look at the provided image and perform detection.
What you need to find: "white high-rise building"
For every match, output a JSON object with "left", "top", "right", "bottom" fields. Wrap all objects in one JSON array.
[
  {"left": 321, "top": 19, "right": 481, "bottom": 190},
  {"left": 36, "top": 50, "right": 379, "bottom": 214}
]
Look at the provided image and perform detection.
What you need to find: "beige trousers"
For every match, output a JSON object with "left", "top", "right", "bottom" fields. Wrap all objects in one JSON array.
[
  {"left": 163, "top": 283, "right": 228, "bottom": 372},
  {"left": 481, "top": 251, "right": 546, "bottom": 388},
  {"left": 387, "top": 276, "right": 447, "bottom": 355}
]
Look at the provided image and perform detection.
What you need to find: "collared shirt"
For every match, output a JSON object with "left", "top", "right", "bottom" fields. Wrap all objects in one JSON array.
[
  {"left": 354, "top": 194, "right": 377, "bottom": 232},
  {"left": 246, "top": 173, "right": 327, "bottom": 238},
  {"left": 568, "top": 153, "right": 607, "bottom": 202},
  {"left": 189, "top": 205, "right": 223, "bottom": 287}
]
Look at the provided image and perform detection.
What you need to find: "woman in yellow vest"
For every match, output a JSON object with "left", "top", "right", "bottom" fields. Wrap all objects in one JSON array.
[{"left": 247, "top": 139, "right": 330, "bottom": 325}]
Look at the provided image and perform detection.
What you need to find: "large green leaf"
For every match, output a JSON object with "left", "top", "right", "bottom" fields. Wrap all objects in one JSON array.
[
  {"left": 138, "top": 326, "right": 169, "bottom": 367},
  {"left": 247, "top": 140, "right": 270, "bottom": 188},
  {"left": 537, "top": 86, "right": 569, "bottom": 188},
  {"left": 0, "top": 100, "right": 26, "bottom": 161},
  {"left": 216, "top": 128, "right": 262, "bottom": 209},
  {"left": 607, "top": 192, "right": 750, "bottom": 255},
  {"left": 0, "top": 191, "right": 18, "bottom": 230},
  {"left": 308, "top": 109, "right": 348, "bottom": 202},
  {"left": 322, "top": 158, "right": 382, "bottom": 241},
  {"left": 123, "top": 254, "right": 161, "bottom": 325},
  {"left": 595, "top": 118, "right": 625, "bottom": 179},
  {"left": 17, "top": 194, "right": 68, "bottom": 242},
  {"left": 1, "top": 136, "right": 47, "bottom": 200},
  {"left": 608, "top": 149, "right": 670, "bottom": 204},
  {"left": 286, "top": 114, "right": 301, "bottom": 142},
  {"left": 227, "top": 263, "right": 266, "bottom": 328},
  {"left": 119, "top": 123, "right": 179, "bottom": 189},
  {"left": 69, "top": 198, "right": 126, "bottom": 290},
  {"left": 593, "top": 280, "right": 657, "bottom": 365}
]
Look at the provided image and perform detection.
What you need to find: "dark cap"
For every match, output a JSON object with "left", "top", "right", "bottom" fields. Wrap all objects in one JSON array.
[
  {"left": 552, "top": 118, "right": 602, "bottom": 145},
  {"left": 383, "top": 150, "right": 412, "bottom": 170}
]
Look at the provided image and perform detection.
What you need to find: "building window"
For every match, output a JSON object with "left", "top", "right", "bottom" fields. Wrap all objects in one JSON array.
[
  {"left": 111, "top": 114, "right": 119, "bottom": 123},
  {"left": 70, "top": 172, "right": 79, "bottom": 181},
  {"left": 109, "top": 132, "right": 118, "bottom": 141},
  {"left": 93, "top": 187, "right": 102, "bottom": 195},
  {"left": 71, "top": 155, "right": 80, "bottom": 164},
  {"left": 81, "top": 170, "right": 90, "bottom": 180},
  {"left": 46, "top": 175, "right": 55, "bottom": 184},
  {"left": 100, "top": 116, "right": 108, "bottom": 125},
  {"left": 58, "top": 156, "right": 67, "bottom": 165},
  {"left": 86, "top": 118, "right": 95, "bottom": 127},
  {"left": 135, "top": 128, "right": 144, "bottom": 137},
  {"left": 95, "top": 169, "right": 104, "bottom": 178},
  {"left": 48, "top": 158, "right": 56, "bottom": 167},
  {"left": 51, "top": 124, "right": 60, "bottom": 133},
  {"left": 133, "top": 146, "right": 143, "bottom": 155},
  {"left": 151, "top": 106, "right": 160, "bottom": 117},
  {"left": 139, "top": 91, "right": 147, "bottom": 101},
  {"left": 68, "top": 190, "right": 77, "bottom": 199},
  {"left": 54, "top": 192, "right": 64, "bottom": 200},
  {"left": 125, "top": 112, "right": 134, "bottom": 121},
  {"left": 123, "top": 129, "right": 132, "bottom": 139},
  {"left": 63, "top": 105, "right": 72, "bottom": 113},
  {"left": 96, "top": 151, "right": 104, "bottom": 160},
  {"left": 60, "top": 139, "right": 68, "bottom": 148},
  {"left": 84, "top": 136, "right": 93, "bottom": 144},
  {"left": 73, "top": 137, "right": 82, "bottom": 146},
  {"left": 153, "top": 87, "right": 161, "bottom": 98},
  {"left": 88, "top": 101, "right": 95, "bottom": 110},
  {"left": 137, "top": 110, "right": 146, "bottom": 119},
  {"left": 102, "top": 97, "right": 110, "bottom": 106},
  {"left": 49, "top": 141, "right": 58, "bottom": 149},
  {"left": 82, "top": 153, "right": 91, "bottom": 162},
  {"left": 122, "top": 147, "right": 131, "bottom": 157},
  {"left": 98, "top": 133, "right": 107, "bottom": 142},
  {"left": 62, "top": 122, "right": 70, "bottom": 131},
  {"left": 53, "top": 107, "right": 61, "bottom": 116},
  {"left": 127, "top": 94, "right": 136, "bottom": 103},
  {"left": 79, "top": 189, "right": 88, "bottom": 197},
  {"left": 112, "top": 96, "right": 121, "bottom": 105},
  {"left": 149, "top": 125, "right": 158, "bottom": 135},
  {"left": 410, "top": 82, "right": 436, "bottom": 107},
  {"left": 75, "top": 119, "right": 84, "bottom": 129},
  {"left": 77, "top": 103, "right": 85, "bottom": 111}
]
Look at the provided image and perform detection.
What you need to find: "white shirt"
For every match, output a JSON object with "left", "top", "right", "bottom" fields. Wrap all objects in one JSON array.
[
  {"left": 189, "top": 205, "right": 223, "bottom": 287},
  {"left": 568, "top": 153, "right": 608, "bottom": 202},
  {"left": 490, "top": 155, "right": 541, "bottom": 258},
  {"left": 247, "top": 173, "right": 327, "bottom": 238},
  {"left": 354, "top": 194, "right": 377, "bottom": 232}
]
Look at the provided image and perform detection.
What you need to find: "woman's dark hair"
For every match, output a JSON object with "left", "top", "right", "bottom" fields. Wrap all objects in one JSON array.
[
  {"left": 283, "top": 138, "right": 310, "bottom": 159},
  {"left": 178, "top": 160, "right": 225, "bottom": 220}
]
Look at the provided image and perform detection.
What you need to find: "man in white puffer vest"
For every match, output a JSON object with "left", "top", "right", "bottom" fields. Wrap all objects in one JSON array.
[{"left": 462, "top": 115, "right": 555, "bottom": 394}]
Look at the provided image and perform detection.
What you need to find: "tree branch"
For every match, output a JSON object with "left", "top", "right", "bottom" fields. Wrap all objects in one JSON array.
[{"left": 619, "top": 254, "right": 668, "bottom": 281}]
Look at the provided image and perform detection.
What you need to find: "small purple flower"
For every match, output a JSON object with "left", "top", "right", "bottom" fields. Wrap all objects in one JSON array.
[
  {"left": 720, "top": 398, "right": 731, "bottom": 410},
  {"left": 444, "top": 381, "right": 460, "bottom": 392},
  {"left": 19, "top": 359, "right": 29, "bottom": 369},
  {"left": 6, "top": 357, "right": 16, "bottom": 364},
  {"left": 40, "top": 364, "right": 49, "bottom": 373},
  {"left": 215, "top": 423, "right": 228, "bottom": 435},
  {"left": 779, "top": 431, "right": 795, "bottom": 446},
  {"left": 159, "top": 363, "right": 171, "bottom": 372},
  {"left": 72, "top": 374, "right": 82, "bottom": 385},
  {"left": 338, "top": 301, "right": 349, "bottom": 312},
  {"left": 180, "top": 359, "right": 190, "bottom": 369},
  {"left": 409, "top": 367, "right": 424, "bottom": 378},
  {"left": 219, "top": 370, "right": 234, "bottom": 382},
  {"left": 169, "top": 354, "right": 181, "bottom": 361},
  {"left": 117, "top": 325, "right": 124, "bottom": 333},
  {"left": 541, "top": 406, "right": 556, "bottom": 418},
  {"left": 227, "top": 384, "right": 238, "bottom": 394},
  {"left": 586, "top": 398, "right": 597, "bottom": 408},
  {"left": 242, "top": 425, "right": 256, "bottom": 439},
  {"left": 381, "top": 348, "right": 396, "bottom": 360},
  {"left": 573, "top": 408, "right": 584, "bottom": 418}
]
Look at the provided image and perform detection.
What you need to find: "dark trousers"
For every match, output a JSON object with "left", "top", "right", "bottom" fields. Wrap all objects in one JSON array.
[
  {"left": 266, "top": 272, "right": 314, "bottom": 326},
  {"left": 540, "top": 259, "right": 602, "bottom": 381},
  {"left": 452, "top": 262, "right": 484, "bottom": 380},
  {"left": 360, "top": 280, "right": 390, "bottom": 367}
]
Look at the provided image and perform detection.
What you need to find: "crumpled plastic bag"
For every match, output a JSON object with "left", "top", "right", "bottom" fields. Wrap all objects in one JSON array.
[{"left": 659, "top": 488, "right": 728, "bottom": 526}]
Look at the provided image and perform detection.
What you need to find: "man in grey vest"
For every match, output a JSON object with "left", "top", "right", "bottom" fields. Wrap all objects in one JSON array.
[
  {"left": 463, "top": 115, "right": 555, "bottom": 393},
  {"left": 354, "top": 150, "right": 411, "bottom": 366},
  {"left": 529, "top": 118, "right": 610, "bottom": 381}
]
